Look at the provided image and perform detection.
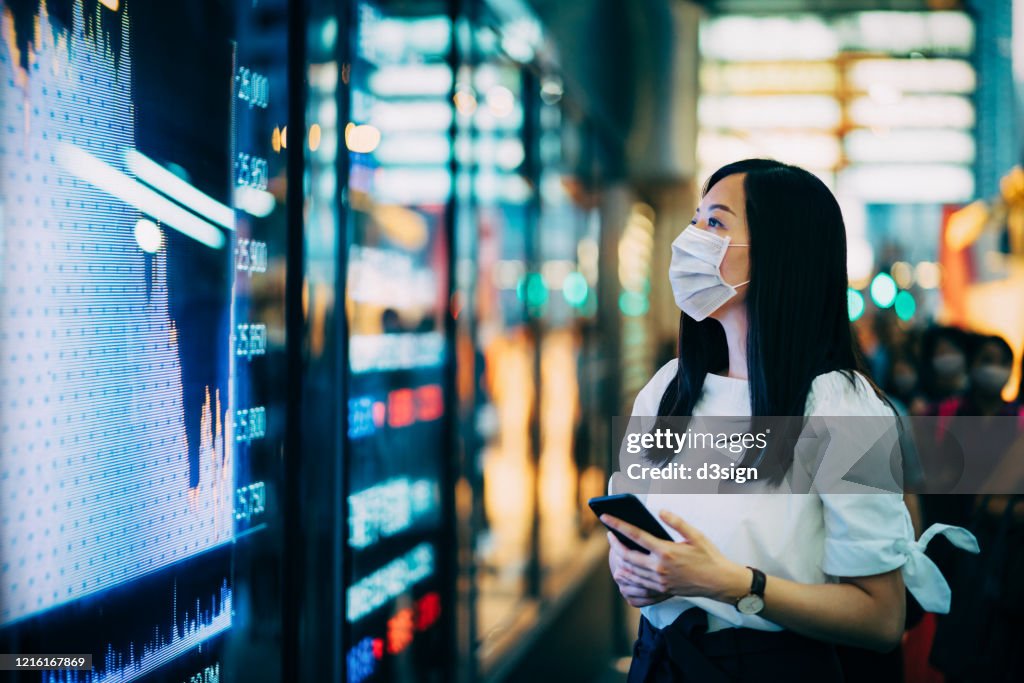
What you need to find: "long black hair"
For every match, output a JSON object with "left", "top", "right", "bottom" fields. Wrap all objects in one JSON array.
[{"left": 656, "top": 159, "right": 882, "bottom": 483}]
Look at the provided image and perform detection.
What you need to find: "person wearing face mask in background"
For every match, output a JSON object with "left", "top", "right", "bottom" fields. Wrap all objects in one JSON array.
[
  {"left": 961, "top": 335, "right": 1018, "bottom": 418},
  {"left": 883, "top": 344, "right": 925, "bottom": 417},
  {"left": 911, "top": 329, "right": 982, "bottom": 669},
  {"left": 917, "top": 326, "right": 970, "bottom": 411},
  {"left": 927, "top": 334, "right": 1024, "bottom": 682},
  {"left": 922, "top": 334, "right": 1019, "bottom": 485}
]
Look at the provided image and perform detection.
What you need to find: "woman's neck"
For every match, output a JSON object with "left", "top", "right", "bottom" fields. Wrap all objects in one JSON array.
[{"left": 716, "top": 306, "right": 749, "bottom": 380}]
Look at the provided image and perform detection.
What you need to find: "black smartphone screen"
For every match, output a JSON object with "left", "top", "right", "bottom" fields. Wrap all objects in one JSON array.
[{"left": 588, "top": 493, "right": 673, "bottom": 553}]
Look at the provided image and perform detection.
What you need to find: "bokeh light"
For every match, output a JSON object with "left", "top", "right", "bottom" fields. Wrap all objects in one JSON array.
[
  {"left": 869, "top": 272, "right": 897, "bottom": 308},
  {"left": 847, "top": 288, "right": 865, "bottom": 321},
  {"left": 562, "top": 272, "right": 588, "bottom": 307},
  {"left": 894, "top": 290, "right": 917, "bottom": 321}
]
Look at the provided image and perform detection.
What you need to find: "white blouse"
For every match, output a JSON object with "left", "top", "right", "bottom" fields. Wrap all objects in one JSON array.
[{"left": 609, "top": 359, "right": 979, "bottom": 632}]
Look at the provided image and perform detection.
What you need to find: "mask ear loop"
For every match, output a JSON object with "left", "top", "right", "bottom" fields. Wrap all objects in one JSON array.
[{"left": 722, "top": 243, "right": 750, "bottom": 288}]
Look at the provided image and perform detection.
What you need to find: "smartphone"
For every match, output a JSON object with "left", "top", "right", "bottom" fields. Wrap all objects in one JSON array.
[{"left": 588, "top": 493, "right": 673, "bottom": 553}]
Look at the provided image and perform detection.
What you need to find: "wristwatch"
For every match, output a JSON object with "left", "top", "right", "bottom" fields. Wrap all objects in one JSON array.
[{"left": 736, "top": 567, "right": 766, "bottom": 615}]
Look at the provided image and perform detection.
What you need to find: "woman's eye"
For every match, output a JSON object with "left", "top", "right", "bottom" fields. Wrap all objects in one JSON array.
[
  {"left": 689, "top": 217, "right": 697, "bottom": 225},
  {"left": 708, "top": 217, "right": 723, "bottom": 228}
]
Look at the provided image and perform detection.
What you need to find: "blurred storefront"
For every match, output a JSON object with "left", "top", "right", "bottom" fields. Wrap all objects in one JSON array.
[{"left": 695, "top": 0, "right": 1023, "bottom": 400}]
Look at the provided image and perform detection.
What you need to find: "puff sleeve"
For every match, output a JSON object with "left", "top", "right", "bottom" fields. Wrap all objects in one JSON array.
[{"left": 808, "top": 371, "right": 980, "bottom": 613}]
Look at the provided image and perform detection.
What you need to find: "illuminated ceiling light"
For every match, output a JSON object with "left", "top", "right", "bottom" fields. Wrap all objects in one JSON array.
[
  {"left": 698, "top": 95, "right": 841, "bottom": 130},
  {"left": 308, "top": 123, "right": 322, "bottom": 152},
  {"left": 700, "top": 15, "right": 838, "bottom": 61},
  {"left": 894, "top": 291, "right": 916, "bottom": 321},
  {"left": 915, "top": 262, "right": 941, "bottom": 289},
  {"left": 838, "top": 164, "right": 974, "bottom": 203},
  {"left": 700, "top": 61, "right": 839, "bottom": 94},
  {"left": 838, "top": 11, "right": 974, "bottom": 55},
  {"left": 844, "top": 129, "right": 975, "bottom": 165},
  {"left": 486, "top": 86, "right": 515, "bottom": 118},
  {"left": 362, "top": 17, "right": 452, "bottom": 61},
  {"left": 848, "top": 95, "right": 974, "bottom": 128},
  {"left": 372, "top": 102, "right": 453, "bottom": 132},
  {"left": 99, "top": 0, "right": 119, "bottom": 10},
  {"left": 345, "top": 123, "right": 381, "bottom": 154},
  {"left": 375, "top": 134, "right": 450, "bottom": 166},
  {"left": 849, "top": 59, "right": 975, "bottom": 94},
  {"left": 374, "top": 168, "right": 451, "bottom": 204},
  {"left": 134, "top": 219, "right": 162, "bottom": 253},
  {"left": 272, "top": 126, "right": 282, "bottom": 153},
  {"left": 891, "top": 261, "right": 914, "bottom": 289},
  {"left": 847, "top": 289, "right": 866, "bottom": 322},
  {"left": 453, "top": 88, "right": 478, "bottom": 115},
  {"left": 699, "top": 131, "right": 841, "bottom": 170},
  {"left": 870, "top": 272, "right": 898, "bottom": 308},
  {"left": 868, "top": 84, "right": 902, "bottom": 105},
  {"left": 369, "top": 64, "right": 453, "bottom": 97},
  {"left": 281, "top": 125, "right": 288, "bottom": 149}
]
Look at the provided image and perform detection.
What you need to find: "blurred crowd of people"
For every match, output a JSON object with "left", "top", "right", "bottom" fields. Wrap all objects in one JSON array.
[
  {"left": 861, "top": 320, "right": 1021, "bottom": 421},
  {"left": 855, "top": 315, "right": 1023, "bottom": 682}
]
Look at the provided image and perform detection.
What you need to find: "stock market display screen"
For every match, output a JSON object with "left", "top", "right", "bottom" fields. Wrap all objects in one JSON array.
[
  {"left": 343, "top": 2, "right": 453, "bottom": 682},
  {"left": 0, "top": 0, "right": 288, "bottom": 681}
]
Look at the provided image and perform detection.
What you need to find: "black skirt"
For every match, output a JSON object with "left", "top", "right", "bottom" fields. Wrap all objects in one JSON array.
[{"left": 628, "top": 609, "right": 844, "bottom": 683}]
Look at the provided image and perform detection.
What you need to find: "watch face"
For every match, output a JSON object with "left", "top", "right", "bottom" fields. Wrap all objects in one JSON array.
[{"left": 737, "top": 594, "right": 765, "bottom": 615}]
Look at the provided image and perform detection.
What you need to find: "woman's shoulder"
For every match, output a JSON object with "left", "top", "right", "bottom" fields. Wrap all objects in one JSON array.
[
  {"left": 631, "top": 358, "right": 679, "bottom": 416},
  {"left": 806, "top": 369, "right": 893, "bottom": 417}
]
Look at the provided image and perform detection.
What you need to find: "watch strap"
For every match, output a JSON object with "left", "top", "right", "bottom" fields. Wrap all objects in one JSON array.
[{"left": 748, "top": 566, "right": 766, "bottom": 597}]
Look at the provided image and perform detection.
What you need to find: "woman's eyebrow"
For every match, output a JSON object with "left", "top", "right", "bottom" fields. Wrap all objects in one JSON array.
[{"left": 706, "top": 203, "right": 735, "bottom": 215}]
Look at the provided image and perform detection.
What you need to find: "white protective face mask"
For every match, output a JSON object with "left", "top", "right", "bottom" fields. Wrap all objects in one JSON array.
[
  {"left": 669, "top": 226, "right": 749, "bottom": 321},
  {"left": 932, "top": 352, "right": 966, "bottom": 377},
  {"left": 971, "top": 364, "right": 1012, "bottom": 394}
]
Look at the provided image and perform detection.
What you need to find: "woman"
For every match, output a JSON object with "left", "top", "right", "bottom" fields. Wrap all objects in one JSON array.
[
  {"left": 917, "top": 326, "right": 971, "bottom": 409},
  {"left": 602, "top": 159, "right": 978, "bottom": 682}
]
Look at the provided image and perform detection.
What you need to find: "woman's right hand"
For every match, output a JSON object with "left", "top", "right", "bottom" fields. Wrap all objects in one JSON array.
[{"left": 608, "top": 532, "right": 671, "bottom": 608}]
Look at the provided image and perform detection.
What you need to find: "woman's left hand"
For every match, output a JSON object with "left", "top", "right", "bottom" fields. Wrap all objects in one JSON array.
[{"left": 601, "top": 510, "right": 749, "bottom": 603}]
